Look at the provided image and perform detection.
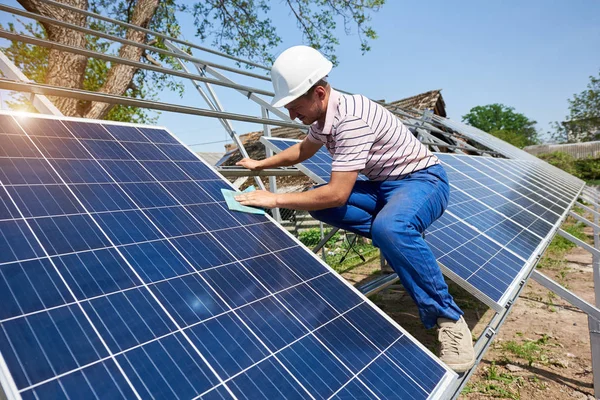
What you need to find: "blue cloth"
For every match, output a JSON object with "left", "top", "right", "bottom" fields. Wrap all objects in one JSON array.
[
  {"left": 309, "top": 164, "right": 463, "bottom": 329},
  {"left": 221, "top": 186, "right": 266, "bottom": 215}
]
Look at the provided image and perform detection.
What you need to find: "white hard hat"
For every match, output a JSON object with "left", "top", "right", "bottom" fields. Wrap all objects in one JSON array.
[{"left": 270, "top": 45, "right": 333, "bottom": 108}]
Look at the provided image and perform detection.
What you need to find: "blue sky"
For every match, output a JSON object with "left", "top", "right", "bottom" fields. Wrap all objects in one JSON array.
[{"left": 1, "top": 0, "right": 599, "bottom": 153}]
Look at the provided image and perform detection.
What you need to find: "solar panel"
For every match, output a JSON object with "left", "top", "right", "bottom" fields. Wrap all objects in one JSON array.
[
  {"left": 430, "top": 116, "right": 585, "bottom": 189},
  {"left": 261, "top": 137, "right": 584, "bottom": 311},
  {"left": 0, "top": 111, "right": 456, "bottom": 400},
  {"left": 260, "top": 137, "right": 369, "bottom": 183}
]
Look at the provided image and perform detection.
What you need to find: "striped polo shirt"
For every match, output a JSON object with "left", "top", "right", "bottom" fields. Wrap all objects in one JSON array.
[{"left": 306, "top": 89, "right": 439, "bottom": 181}]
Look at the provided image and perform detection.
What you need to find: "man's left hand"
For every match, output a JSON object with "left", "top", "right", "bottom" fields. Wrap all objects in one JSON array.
[{"left": 235, "top": 190, "right": 278, "bottom": 209}]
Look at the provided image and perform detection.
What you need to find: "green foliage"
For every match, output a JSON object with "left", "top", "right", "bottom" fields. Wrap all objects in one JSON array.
[
  {"left": 461, "top": 103, "right": 540, "bottom": 148},
  {"left": 298, "top": 228, "right": 340, "bottom": 247},
  {"left": 537, "top": 152, "right": 578, "bottom": 175},
  {"left": 538, "top": 151, "right": 600, "bottom": 182},
  {"left": 191, "top": 0, "right": 384, "bottom": 67},
  {"left": 552, "top": 68, "right": 600, "bottom": 143}
]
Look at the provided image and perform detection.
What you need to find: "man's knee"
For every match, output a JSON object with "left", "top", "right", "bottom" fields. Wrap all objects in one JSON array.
[
  {"left": 308, "top": 208, "right": 328, "bottom": 222},
  {"left": 371, "top": 216, "right": 415, "bottom": 246}
]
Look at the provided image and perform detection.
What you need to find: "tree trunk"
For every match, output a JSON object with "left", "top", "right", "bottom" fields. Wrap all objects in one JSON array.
[
  {"left": 82, "top": 0, "right": 159, "bottom": 120},
  {"left": 18, "top": 0, "right": 88, "bottom": 116}
]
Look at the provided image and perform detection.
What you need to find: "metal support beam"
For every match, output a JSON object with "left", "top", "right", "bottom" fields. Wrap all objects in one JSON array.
[
  {"left": 0, "top": 51, "right": 62, "bottom": 116},
  {"left": 0, "top": 30, "right": 274, "bottom": 97},
  {"left": 313, "top": 227, "right": 340, "bottom": 253},
  {"left": 577, "top": 201, "right": 600, "bottom": 219},
  {"left": 165, "top": 42, "right": 293, "bottom": 123},
  {"left": 592, "top": 191, "right": 600, "bottom": 398},
  {"left": 558, "top": 229, "right": 600, "bottom": 257},
  {"left": 215, "top": 167, "right": 303, "bottom": 177},
  {"left": 0, "top": 4, "right": 270, "bottom": 82},
  {"left": 0, "top": 79, "right": 301, "bottom": 129},
  {"left": 166, "top": 45, "right": 265, "bottom": 190},
  {"left": 531, "top": 270, "right": 600, "bottom": 321},
  {"left": 262, "top": 107, "right": 280, "bottom": 221},
  {"left": 569, "top": 211, "right": 600, "bottom": 231},
  {"left": 37, "top": 0, "right": 271, "bottom": 70}
]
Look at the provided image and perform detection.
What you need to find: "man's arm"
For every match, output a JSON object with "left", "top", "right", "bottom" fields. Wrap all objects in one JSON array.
[
  {"left": 236, "top": 170, "right": 358, "bottom": 211},
  {"left": 236, "top": 138, "right": 322, "bottom": 170}
]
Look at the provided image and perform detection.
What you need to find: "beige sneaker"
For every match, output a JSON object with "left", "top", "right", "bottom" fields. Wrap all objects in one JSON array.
[{"left": 437, "top": 316, "right": 476, "bottom": 373}]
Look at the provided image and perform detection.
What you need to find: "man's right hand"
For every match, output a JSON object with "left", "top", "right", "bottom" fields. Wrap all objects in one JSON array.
[{"left": 236, "top": 158, "right": 264, "bottom": 170}]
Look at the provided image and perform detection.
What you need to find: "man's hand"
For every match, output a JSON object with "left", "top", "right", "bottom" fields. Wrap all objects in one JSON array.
[
  {"left": 236, "top": 158, "right": 263, "bottom": 170},
  {"left": 235, "top": 190, "right": 278, "bottom": 209}
]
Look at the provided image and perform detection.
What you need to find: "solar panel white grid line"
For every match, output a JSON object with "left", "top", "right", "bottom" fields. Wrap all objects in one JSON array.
[
  {"left": 0, "top": 171, "right": 143, "bottom": 398},
  {"left": 441, "top": 160, "right": 560, "bottom": 237},
  {"left": 509, "top": 158, "right": 583, "bottom": 196},
  {"left": 3, "top": 117, "right": 270, "bottom": 397},
  {"left": 431, "top": 116, "right": 584, "bottom": 187},
  {"left": 486, "top": 160, "right": 578, "bottom": 208},
  {"left": 437, "top": 160, "right": 580, "bottom": 306},
  {"left": 455, "top": 156, "right": 574, "bottom": 210},
  {"left": 449, "top": 153, "right": 578, "bottom": 204},
  {"left": 260, "top": 137, "right": 327, "bottom": 184},
  {"left": 433, "top": 212, "right": 528, "bottom": 307},
  {"left": 39, "top": 119, "right": 452, "bottom": 396},
  {"left": 192, "top": 301, "right": 369, "bottom": 399},
  {"left": 478, "top": 156, "right": 579, "bottom": 200},
  {"left": 16, "top": 269, "right": 334, "bottom": 396},
  {"left": 7, "top": 117, "right": 238, "bottom": 399},
  {"left": 0, "top": 114, "right": 454, "bottom": 398},
  {"left": 0, "top": 221, "right": 275, "bottom": 271},
  {"left": 0, "top": 242, "right": 304, "bottom": 327},
  {"left": 262, "top": 137, "right": 507, "bottom": 309}
]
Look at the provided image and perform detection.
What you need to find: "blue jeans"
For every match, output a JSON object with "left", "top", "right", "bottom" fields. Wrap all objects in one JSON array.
[{"left": 310, "top": 164, "right": 463, "bottom": 329}]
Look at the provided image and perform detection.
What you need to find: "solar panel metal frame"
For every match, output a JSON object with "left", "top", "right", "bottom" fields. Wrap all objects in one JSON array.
[
  {"left": 260, "top": 136, "right": 585, "bottom": 313},
  {"left": 0, "top": 110, "right": 457, "bottom": 400},
  {"left": 430, "top": 116, "right": 585, "bottom": 188},
  {"left": 435, "top": 154, "right": 585, "bottom": 310}
]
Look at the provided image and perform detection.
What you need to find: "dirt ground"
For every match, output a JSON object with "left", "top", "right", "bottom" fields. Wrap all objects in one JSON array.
[{"left": 341, "top": 231, "right": 597, "bottom": 399}]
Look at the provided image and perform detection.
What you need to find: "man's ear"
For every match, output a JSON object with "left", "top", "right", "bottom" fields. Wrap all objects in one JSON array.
[{"left": 315, "top": 85, "right": 327, "bottom": 101}]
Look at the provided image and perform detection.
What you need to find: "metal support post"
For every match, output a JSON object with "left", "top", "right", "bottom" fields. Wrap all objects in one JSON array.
[
  {"left": 319, "top": 222, "right": 327, "bottom": 260},
  {"left": 262, "top": 107, "right": 281, "bottom": 222},
  {"left": 592, "top": 189, "right": 600, "bottom": 398},
  {"left": 165, "top": 45, "right": 266, "bottom": 190}
]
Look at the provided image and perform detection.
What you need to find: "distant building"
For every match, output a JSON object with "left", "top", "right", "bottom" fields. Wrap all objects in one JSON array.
[{"left": 524, "top": 141, "right": 600, "bottom": 159}]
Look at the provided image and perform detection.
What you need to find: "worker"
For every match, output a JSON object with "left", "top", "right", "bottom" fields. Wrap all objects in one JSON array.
[{"left": 235, "top": 45, "right": 475, "bottom": 373}]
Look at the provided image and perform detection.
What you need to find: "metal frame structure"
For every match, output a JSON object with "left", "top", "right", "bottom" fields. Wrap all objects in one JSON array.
[{"left": 0, "top": 2, "right": 599, "bottom": 398}]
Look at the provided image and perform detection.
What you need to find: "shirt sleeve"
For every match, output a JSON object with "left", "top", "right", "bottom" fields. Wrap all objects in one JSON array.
[
  {"left": 331, "top": 116, "right": 374, "bottom": 172},
  {"left": 306, "top": 126, "right": 323, "bottom": 144}
]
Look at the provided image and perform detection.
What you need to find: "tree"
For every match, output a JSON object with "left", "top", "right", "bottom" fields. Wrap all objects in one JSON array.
[
  {"left": 461, "top": 103, "right": 540, "bottom": 148},
  {"left": 551, "top": 69, "right": 600, "bottom": 143},
  {"left": 2, "top": 0, "right": 385, "bottom": 122}
]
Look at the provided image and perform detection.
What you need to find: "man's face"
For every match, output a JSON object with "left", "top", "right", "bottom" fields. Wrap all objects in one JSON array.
[{"left": 284, "top": 88, "right": 326, "bottom": 125}]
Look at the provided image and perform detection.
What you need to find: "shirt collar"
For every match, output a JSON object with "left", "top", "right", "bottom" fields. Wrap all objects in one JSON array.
[{"left": 312, "top": 89, "right": 340, "bottom": 134}]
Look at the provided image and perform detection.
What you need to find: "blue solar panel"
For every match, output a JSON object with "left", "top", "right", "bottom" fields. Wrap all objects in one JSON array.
[
  {"left": 261, "top": 137, "right": 583, "bottom": 310},
  {"left": 0, "top": 111, "right": 455, "bottom": 399},
  {"left": 261, "top": 137, "right": 369, "bottom": 183}
]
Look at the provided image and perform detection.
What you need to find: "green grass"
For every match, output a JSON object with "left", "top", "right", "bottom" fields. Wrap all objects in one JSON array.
[
  {"left": 501, "top": 335, "right": 551, "bottom": 367},
  {"left": 538, "top": 215, "right": 589, "bottom": 271}
]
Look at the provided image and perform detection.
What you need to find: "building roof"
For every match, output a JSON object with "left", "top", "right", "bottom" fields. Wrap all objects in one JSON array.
[
  {"left": 385, "top": 89, "right": 446, "bottom": 118},
  {"left": 197, "top": 152, "right": 225, "bottom": 166}
]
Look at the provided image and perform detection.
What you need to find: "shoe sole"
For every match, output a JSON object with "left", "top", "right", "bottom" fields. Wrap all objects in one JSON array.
[{"left": 446, "top": 356, "right": 476, "bottom": 373}]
